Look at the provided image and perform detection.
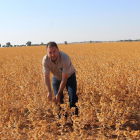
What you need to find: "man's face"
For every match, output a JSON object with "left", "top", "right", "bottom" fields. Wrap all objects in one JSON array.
[{"left": 47, "top": 46, "right": 59, "bottom": 61}]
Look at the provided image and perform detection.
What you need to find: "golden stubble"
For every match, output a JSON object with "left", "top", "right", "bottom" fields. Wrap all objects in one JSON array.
[{"left": 0, "top": 42, "right": 140, "bottom": 139}]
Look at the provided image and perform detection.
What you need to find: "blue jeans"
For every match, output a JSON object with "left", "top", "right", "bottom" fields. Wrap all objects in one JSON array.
[{"left": 52, "top": 72, "right": 78, "bottom": 115}]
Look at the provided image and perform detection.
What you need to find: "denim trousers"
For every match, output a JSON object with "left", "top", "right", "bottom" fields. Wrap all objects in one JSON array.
[{"left": 52, "top": 72, "right": 78, "bottom": 115}]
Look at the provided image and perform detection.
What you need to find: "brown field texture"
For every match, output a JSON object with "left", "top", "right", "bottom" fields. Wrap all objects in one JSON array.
[{"left": 0, "top": 42, "right": 140, "bottom": 139}]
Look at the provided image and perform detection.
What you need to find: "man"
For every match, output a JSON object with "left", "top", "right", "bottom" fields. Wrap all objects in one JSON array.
[{"left": 42, "top": 42, "right": 78, "bottom": 116}]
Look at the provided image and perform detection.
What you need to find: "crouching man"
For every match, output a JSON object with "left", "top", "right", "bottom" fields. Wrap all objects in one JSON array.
[{"left": 42, "top": 42, "right": 78, "bottom": 116}]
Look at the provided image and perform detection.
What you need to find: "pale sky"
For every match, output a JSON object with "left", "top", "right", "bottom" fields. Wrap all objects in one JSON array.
[{"left": 0, "top": 0, "right": 140, "bottom": 46}]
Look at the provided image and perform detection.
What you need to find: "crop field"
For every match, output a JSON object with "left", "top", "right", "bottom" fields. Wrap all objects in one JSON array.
[{"left": 0, "top": 42, "right": 140, "bottom": 139}]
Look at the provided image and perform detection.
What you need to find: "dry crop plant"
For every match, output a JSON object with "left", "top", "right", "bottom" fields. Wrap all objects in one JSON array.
[{"left": 0, "top": 42, "right": 140, "bottom": 139}]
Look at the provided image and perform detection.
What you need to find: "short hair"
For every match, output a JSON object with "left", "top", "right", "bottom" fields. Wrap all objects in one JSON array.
[{"left": 46, "top": 42, "right": 58, "bottom": 49}]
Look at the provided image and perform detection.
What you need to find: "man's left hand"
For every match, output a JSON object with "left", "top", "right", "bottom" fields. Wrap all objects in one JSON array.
[{"left": 54, "top": 93, "right": 60, "bottom": 103}]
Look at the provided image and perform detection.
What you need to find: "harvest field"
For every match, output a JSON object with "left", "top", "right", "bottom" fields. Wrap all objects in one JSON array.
[{"left": 0, "top": 42, "right": 140, "bottom": 139}]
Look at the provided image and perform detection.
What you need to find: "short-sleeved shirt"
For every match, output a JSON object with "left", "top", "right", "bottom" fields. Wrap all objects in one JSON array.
[{"left": 42, "top": 51, "right": 75, "bottom": 80}]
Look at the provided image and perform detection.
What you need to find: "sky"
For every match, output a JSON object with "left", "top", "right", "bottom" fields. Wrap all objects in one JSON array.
[{"left": 0, "top": 0, "right": 140, "bottom": 46}]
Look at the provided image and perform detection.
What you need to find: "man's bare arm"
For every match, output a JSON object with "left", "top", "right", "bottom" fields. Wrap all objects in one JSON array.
[{"left": 44, "top": 73, "right": 52, "bottom": 100}]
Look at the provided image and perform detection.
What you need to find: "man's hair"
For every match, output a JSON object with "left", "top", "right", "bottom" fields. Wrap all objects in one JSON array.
[{"left": 46, "top": 42, "right": 58, "bottom": 49}]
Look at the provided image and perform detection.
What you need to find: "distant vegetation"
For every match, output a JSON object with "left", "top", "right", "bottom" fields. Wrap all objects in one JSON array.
[
  {"left": 1, "top": 41, "right": 46, "bottom": 48},
  {"left": 64, "top": 41, "right": 67, "bottom": 45},
  {"left": 1, "top": 39, "right": 140, "bottom": 48}
]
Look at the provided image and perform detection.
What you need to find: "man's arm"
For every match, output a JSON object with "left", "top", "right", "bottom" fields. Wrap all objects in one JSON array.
[
  {"left": 55, "top": 73, "right": 69, "bottom": 103},
  {"left": 44, "top": 73, "right": 52, "bottom": 100}
]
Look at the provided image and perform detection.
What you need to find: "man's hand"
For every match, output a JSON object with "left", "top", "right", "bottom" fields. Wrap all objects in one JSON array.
[
  {"left": 47, "top": 93, "right": 52, "bottom": 101},
  {"left": 53, "top": 73, "right": 69, "bottom": 103},
  {"left": 54, "top": 93, "right": 60, "bottom": 103}
]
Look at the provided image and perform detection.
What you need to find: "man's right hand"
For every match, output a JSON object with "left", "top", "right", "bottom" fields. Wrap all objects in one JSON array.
[{"left": 47, "top": 93, "right": 52, "bottom": 101}]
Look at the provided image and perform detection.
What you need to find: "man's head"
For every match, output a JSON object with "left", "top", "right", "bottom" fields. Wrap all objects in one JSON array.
[{"left": 46, "top": 42, "right": 59, "bottom": 61}]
